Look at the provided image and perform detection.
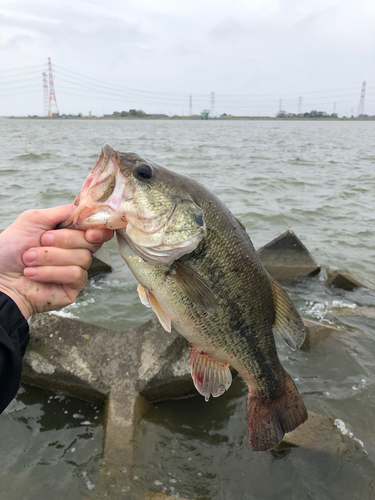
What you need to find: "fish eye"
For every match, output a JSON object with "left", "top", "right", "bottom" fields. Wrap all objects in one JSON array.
[{"left": 134, "top": 164, "right": 153, "bottom": 180}]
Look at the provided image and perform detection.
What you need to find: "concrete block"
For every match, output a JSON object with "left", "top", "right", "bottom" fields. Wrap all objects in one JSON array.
[
  {"left": 301, "top": 318, "right": 342, "bottom": 350},
  {"left": 326, "top": 266, "right": 372, "bottom": 291},
  {"left": 279, "top": 411, "right": 366, "bottom": 457},
  {"left": 23, "top": 314, "right": 365, "bottom": 498},
  {"left": 23, "top": 313, "right": 193, "bottom": 499},
  {"left": 257, "top": 230, "right": 320, "bottom": 281},
  {"left": 88, "top": 247, "right": 112, "bottom": 277},
  {"left": 146, "top": 493, "right": 190, "bottom": 500}
]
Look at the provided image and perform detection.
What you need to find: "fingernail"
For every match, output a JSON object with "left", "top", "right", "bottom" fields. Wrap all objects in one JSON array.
[
  {"left": 24, "top": 267, "right": 37, "bottom": 278},
  {"left": 23, "top": 250, "right": 37, "bottom": 265},
  {"left": 42, "top": 232, "right": 54, "bottom": 246}
]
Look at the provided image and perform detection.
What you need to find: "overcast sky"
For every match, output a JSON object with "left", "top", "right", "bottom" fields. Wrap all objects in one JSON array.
[{"left": 1, "top": 0, "right": 374, "bottom": 117}]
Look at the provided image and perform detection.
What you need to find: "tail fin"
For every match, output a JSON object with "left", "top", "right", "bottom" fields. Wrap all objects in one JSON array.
[{"left": 247, "top": 373, "right": 307, "bottom": 452}]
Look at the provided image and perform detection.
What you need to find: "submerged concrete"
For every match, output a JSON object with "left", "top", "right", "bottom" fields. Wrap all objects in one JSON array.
[
  {"left": 24, "top": 313, "right": 193, "bottom": 499},
  {"left": 279, "top": 411, "right": 366, "bottom": 457},
  {"left": 257, "top": 230, "right": 320, "bottom": 281},
  {"left": 326, "top": 266, "right": 373, "bottom": 291},
  {"left": 301, "top": 318, "right": 342, "bottom": 351},
  {"left": 23, "top": 313, "right": 364, "bottom": 498}
]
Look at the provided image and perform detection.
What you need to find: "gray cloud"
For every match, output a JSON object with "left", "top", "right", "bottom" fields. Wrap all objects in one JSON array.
[
  {"left": 0, "top": 0, "right": 374, "bottom": 117},
  {"left": 0, "top": 34, "right": 34, "bottom": 50},
  {"left": 209, "top": 18, "right": 252, "bottom": 41}
]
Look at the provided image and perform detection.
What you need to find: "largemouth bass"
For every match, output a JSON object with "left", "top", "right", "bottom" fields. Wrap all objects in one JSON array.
[{"left": 59, "top": 144, "right": 308, "bottom": 451}]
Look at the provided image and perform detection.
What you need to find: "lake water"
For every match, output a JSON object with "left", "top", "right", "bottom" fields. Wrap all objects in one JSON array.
[{"left": 0, "top": 119, "right": 374, "bottom": 499}]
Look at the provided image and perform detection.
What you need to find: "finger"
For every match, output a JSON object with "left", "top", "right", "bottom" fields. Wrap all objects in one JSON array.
[
  {"left": 23, "top": 247, "right": 92, "bottom": 271},
  {"left": 85, "top": 228, "right": 114, "bottom": 244},
  {"left": 24, "top": 265, "right": 88, "bottom": 290},
  {"left": 18, "top": 205, "right": 76, "bottom": 231},
  {"left": 41, "top": 228, "right": 101, "bottom": 253}
]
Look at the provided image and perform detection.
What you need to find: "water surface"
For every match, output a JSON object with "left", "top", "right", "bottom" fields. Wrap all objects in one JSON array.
[{"left": 0, "top": 119, "right": 374, "bottom": 499}]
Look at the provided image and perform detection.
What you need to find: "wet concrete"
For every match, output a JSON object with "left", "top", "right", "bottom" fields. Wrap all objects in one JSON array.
[
  {"left": 24, "top": 313, "right": 193, "bottom": 499},
  {"left": 23, "top": 313, "right": 364, "bottom": 499},
  {"left": 279, "top": 411, "right": 366, "bottom": 458},
  {"left": 257, "top": 230, "right": 320, "bottom": 281},
  {"left": 88, "top": 248, "right": 112, "bottom": 277},
  {"left": 301, "top": 318, "right": 342, "bottom": 351},
  {"left": 326, "top": 266, "right": 374, "bottom": 292}
]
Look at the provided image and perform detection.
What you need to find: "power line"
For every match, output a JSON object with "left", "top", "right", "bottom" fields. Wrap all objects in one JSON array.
[
  {"left": 0, "top": 73, "right": 43, "bottom": 82},
  {"left": 52, "top": 78, "right": 365, "bottom": 106},
  {"left": 0, "top": 62, "right": 373, "bottom": 115},
  {"left": 0, "top": 83, "right": 41, "bottom": 92},
  {"left": 0, "top": 64, "right": 46, "bottom": 74}
]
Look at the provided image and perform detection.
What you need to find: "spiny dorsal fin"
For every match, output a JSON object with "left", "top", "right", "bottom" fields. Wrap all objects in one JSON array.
[
  {"left": 236, "top": 217, "right": 246, "bottom": 230},
  {"left": 190, "top": 344, "right": 232, "bottom": 401},
  {"left": 269, "top": 275, "right": 305, "bottom": 350},
  {"left": 137, "top": 284, "right": 171, "bottom": 333},
  {"left": 168, "top": 261, "right": 218, "bottom": 314}
]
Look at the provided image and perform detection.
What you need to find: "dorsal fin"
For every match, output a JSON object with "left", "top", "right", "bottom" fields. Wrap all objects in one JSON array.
[
  {"left": 236, "top": 217, "right": 246, "bottom": 230},
  {"left": 190, "top": 344, "right": 232, "bottom": 401},
  {"left": 269, "top": 275, "right": 305, "bottom": 350},
  {"left": 168, "top": 261, "right": 218, "bottom": 314}
]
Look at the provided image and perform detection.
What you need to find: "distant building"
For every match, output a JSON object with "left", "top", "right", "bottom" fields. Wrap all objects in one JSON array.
[{"left": 200, "top": 109, "right": 210, "bottom": 119}]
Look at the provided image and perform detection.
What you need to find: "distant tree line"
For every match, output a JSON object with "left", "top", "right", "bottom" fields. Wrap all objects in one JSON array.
[
  {"left": 107, "top": 109, "right": 169, "bottom": 118},
  {"left": 112, "top": 109, "right": 147, "bottom": 117},
  {"left": 276, "top": 110, "right": 339, "bottom": 118}
]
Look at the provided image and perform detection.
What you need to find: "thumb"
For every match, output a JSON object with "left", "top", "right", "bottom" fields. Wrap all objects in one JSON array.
[{"left": 16, "top": 205, "right": 77, "bottom": 232}]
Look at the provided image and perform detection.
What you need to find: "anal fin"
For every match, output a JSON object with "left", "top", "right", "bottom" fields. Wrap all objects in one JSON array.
[
  {"left": 190, "top": 344, "right": 232, "bottom": 401},
  {"left": 269, "top": 275, "right": 305, "bottom": 350},
  {"left": 137, "top": 284, "right": 171, "bottom": 333}
]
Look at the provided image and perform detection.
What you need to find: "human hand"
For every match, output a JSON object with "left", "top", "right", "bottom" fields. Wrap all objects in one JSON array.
[{"left": 0, "top": 205, "right": 114, "bottom": 319}]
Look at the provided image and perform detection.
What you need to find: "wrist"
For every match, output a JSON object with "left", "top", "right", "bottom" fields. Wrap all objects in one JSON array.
[{"left": 0, "top": 281, "right": 32, "bottom": 320}]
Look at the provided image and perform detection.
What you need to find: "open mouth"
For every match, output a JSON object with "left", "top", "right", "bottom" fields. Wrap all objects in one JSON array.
[{"left": 57, "top": 144, "right": 130, "bottom": 230}]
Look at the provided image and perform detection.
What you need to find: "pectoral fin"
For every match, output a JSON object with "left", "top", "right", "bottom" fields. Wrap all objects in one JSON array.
[
  {"left": 168, "top": 261, "right": 218, "bottom": 314},
  {"left": 190, "top": 345, "right": 232, "bottom": 401},
  {"left": 137, "top": 284, "right": 151, "bottom": 307},
  {"left": 137, "top": 284, "right": 171, "bottom": 333},
  {"left": 269, "top": 275, "right": 305, "bottom": 350}
]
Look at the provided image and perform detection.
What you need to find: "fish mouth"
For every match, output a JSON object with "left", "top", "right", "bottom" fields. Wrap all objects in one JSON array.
[{"left": 57, "top": 144, "right": 131, "bottom": 230}]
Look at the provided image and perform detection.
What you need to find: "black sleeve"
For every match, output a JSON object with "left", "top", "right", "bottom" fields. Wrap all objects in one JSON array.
[{"left": 0, "top": 292, "right": 30, "bottom": 414}]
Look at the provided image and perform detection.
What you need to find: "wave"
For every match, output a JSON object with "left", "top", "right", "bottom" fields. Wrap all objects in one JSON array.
[{"left": 12, "top": 152, "right": 51, "bottom": 161}]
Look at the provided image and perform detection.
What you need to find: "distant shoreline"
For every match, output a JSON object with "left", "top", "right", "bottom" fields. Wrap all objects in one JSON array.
[{"left": 4, "top": 116, "right": 375, "bottom": 121}]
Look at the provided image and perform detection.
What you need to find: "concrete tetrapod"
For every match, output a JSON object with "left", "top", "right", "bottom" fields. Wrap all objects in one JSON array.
[
  {"left": 22, "top": 314, "right": 363, "bottom": 499},
  {"left": 88, "top": 248, "right": 112, "bottom": 277},
  {"left": 301, "top": 318, "right": 343, "bottom": 351},
  {"left": 257, "top": 230, "right": 320, "bottom": 282},
  {"left": 326, "top": 266, "right": 374, "bottom": 292},
  {"left": 24, "top": 314, "right": 193, "bottom": 500}
]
